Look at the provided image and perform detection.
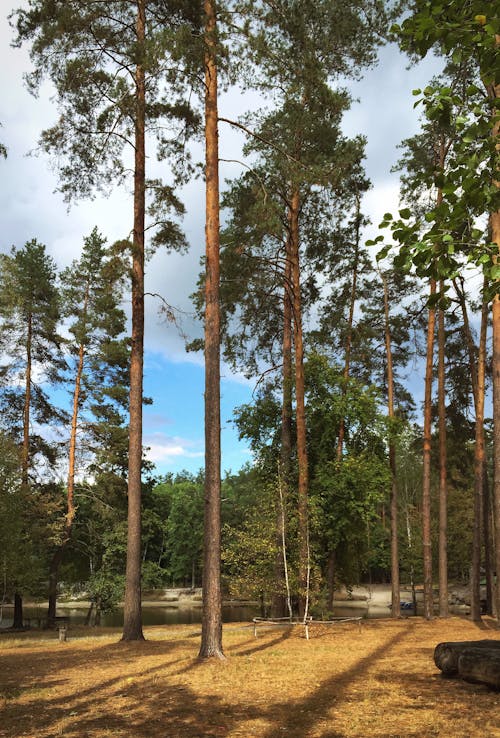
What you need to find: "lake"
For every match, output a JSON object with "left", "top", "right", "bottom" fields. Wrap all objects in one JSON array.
[{"left": 0, "top": 601, "right": 422, "bottom": 629}]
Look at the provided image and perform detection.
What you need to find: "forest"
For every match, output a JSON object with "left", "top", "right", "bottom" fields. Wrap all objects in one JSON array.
[{"left": 0, "top": 0, "right": 499, "bottom": 662}]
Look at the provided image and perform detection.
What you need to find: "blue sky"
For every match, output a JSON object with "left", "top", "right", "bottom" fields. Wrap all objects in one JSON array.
[
  {"left": 143, "top": 352, "right": 254, "bottom": 476},
  {"left": 0, "top": 9, "right": 445, "bottom": 479}
]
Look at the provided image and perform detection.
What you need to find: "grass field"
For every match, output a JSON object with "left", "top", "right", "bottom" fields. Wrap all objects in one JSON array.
[{"left": 1, "top": 616, "right": 499, "bottom": 737}]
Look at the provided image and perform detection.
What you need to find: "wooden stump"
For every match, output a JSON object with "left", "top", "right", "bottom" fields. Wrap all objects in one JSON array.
[{"left": 434, "top": 640, "right": 500, "bottom": 689}]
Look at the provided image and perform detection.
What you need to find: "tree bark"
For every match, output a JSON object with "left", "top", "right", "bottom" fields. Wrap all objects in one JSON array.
[
  {"left": 454, "top": 276, "right": 493, "bottom": 615},
  {"left": 48, "top": 300, "right": 87, "bottom": 626},
  {"left": 12, "top": 592, "right": 23, "bottom": 629},
  {"left": 272, "top": 241, "right": 293, "bottom": 618},
  {"left": 289, "top": 187, "right": 309, "bottom": 619},
  {"left": 122, "top": 0, "right": 146, "bottom": 642},
  {"left": 422, "top": 279, "right": 436, "bottom": 620},
  {"left": 489, "top": 67, "right": 500, "bottom": 624},
  {"left": 492, "top": 209, "right": 500, "bottom": 624},
  {"left": 22, "top": 313, "right": 32, "bottom": 489},
  {"left": 437, "top": 282, "right": 448, "bottom": 618},
  {"left": 336, "top": 195, "right": 361, "bottom": 462},
  {"left": 471, "top": 281, "right": 487, "bottom": 622},
  {"left": 434, "top": 640, "right": 500, "bottom": 675},
  {"left": 381, "top": 271, "right": 400, "bottom": 618},
  {"left": 198, "top": 0, "right": 224, "bottom": 660},
  {"left": 458, "top": 648, "right": 500, "bottom": 690}
]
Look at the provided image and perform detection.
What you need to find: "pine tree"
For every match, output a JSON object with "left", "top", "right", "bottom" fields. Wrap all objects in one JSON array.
[
  {"left": 46, "top": 228, "right": 128, "bottom": 625},
  {"left": 13, "top": 0, "right": 194, "bottom": 640}
]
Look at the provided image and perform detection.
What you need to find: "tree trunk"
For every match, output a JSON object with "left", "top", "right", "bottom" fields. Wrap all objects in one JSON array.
[
  {"left": 22, "top": 313, "right": 32, "bottom": 488},
  {"left": 326, "top": 550, "right": 335, "bottom": 613},
  {"left": 434, "top": 640, "right": 500, "bottom": 676},
  {"left": 12, "top": 591, "right": 23, "bottom": 629},
  {"left": 272, "top": 243, "right": 293, "bottom": 619},
  {"left": 198, "top": 0, "right": 224, "bottom": 660},
  {"left": 122, "top": 0, "right": 146, "bottom": 642},
  {"left": 454, "top": 276, "right": 493, "bottom": 615},
  {"left": 381, "top": 271, "right": 400, "bottom": 618},
  {"left": 336, "top": 195, "right": 361, "bottom": 462},
  {"left": 422, "top": 279, "right": 436, "bottom": 620},
  {"left": 437, "top": 282, "right": 448, "bottom": 617},
  {"left": 289, "top": 187, "right": 309, "bottom": 619},
  {"left": 471, "top": 281, "right": 487, "bottom": 622},
  {"left": 48, "top": 320, "right": 86, "bottom": 626},
  {"left": 492, "top": 211, "right": 500, "bottom": 624},
  {"left": 458, "top": 649, "right": 500, "bottom": 690},
  {"left": 490, "top": 72, "right": 500, "bottom": 624}
]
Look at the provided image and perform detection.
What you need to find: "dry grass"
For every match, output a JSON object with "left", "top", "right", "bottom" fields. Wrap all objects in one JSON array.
[{"left": 1, "top": 616, "right": 499, "bottom": 737}]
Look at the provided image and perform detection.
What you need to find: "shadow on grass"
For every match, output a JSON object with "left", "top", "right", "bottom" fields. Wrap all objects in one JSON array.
[{"left": 2, "top": 619, "right": 498, "bottom": 738}]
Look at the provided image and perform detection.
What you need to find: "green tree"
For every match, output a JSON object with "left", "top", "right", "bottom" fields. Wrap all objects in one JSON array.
[
  {"left": 13, "top": 0, "right": 195, "bottom": 641},
  {"left": 0, "top": 240, "right": 65, "bottom": 485},
  {"left": 388, "top": 3, "right": 499, "bottom": 617},
  {"left": 46, "top": 228, "right": 129, "bottom": 624}
]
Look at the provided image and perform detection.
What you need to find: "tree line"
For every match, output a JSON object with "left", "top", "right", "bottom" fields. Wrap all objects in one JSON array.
[{"left": 0, "top": 0, "right": 498, "bottom": 659}]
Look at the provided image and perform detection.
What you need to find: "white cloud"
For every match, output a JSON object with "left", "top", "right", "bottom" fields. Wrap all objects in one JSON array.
[{"left": 143, "top": 432, "right": 204, "bottom": 465}]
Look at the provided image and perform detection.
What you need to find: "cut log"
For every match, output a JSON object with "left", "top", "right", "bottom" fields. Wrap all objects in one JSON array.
[
  {"left": 434, "top": 640, "right": 500, "bottom": 675},
  {"left": 458, "top": 648, "right": 500, "bottom": 690}
]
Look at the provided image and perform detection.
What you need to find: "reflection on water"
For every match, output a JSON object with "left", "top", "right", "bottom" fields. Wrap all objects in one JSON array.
[
  {"left": 0, "top": 604, "right": 260, "bottom": 628},
  {"left": 2, "top": 600, "right": 450, "bottom": 629}
]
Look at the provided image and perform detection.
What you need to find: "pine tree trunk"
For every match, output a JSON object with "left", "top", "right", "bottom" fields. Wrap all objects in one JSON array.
[
  {"left": 437, "top": 284, "right": 448, "bottom": 617},
  {"left": 455, "top": 277, "right": 494, "bottom": 616},
  {"left": 22, "top": 313, "right": 32, "bottom": 488},
  {"left": 336, "top": 195, "right": 361, "bottom": 462},
  {"left": 492, "top": 209, "right": 500, "bottom": 624},
  {"left": 490, "top": 73, "right": 500, "bottom": 624},
  {"left": 122, "top": 0, "right": 146, "bottom": 642},
  {"left": 381, "top": 271, "right": 400, "bottom": 618},
  {"left": 48, "top": 321, "right": 86, "bottom": 625},
  {"left": 289, "top": 187, "right": 309, "bottom": 619},
  {"left": 326, "top": 551, "right": 335, "bottom": 613},
  {"left": 471, "top": 281, "right": 487, "bottom": 622},
  {"left": 13, "top": 592, "right": 23, "bottom": 629},
  {"left": 272, "top": 246, "right": 293, "bottom": 618},
  {"left": 422, "top": 279, "right": 436, "bottom": 620},
  {"left": 198, "top": 0, "right": 224, "bottom": 660}
]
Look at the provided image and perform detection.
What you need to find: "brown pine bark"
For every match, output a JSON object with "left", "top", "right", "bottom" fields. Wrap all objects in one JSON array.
[
  {"left": 48, "top": 295, "right": 87, "bottom": 625},
  {"left": 381, "top": 271, "right": 400, "bottom": 618},
  {"left": 272, "top": 241, "right": 293, "bottom": 619},
  {"left": 492, "top": 211, "right": 500, "bottom": 624},
  {"left": 12, "top": 592, "right": 23, "bottom": 629},
  {"left": 289, "top": 187, "right": 309, "bottom": 618},
  {"left": 471, "top": 280, "right": 487, "bottom": 623},
  {"left": 454, "top": 276, "right": 493, "bottom": 616},
  {"left": 489, "top": 71, "right": 500, "bottom": 624},
  {"left": 422, "top": 279, "right": 436, "bottom": 620},
  {"left": 198, "top": 0, "right": 224, "bottom": 659},
  {"left": 437, "top": 283, "right": 448, "bottom": 618},
  {"left": 122, "top": 0, "right": 146, "bottom": 642},
  {"left": 22, "top": 314, "right": 32, "bottom": 489},
  {"left": 336, "top": 196, "right": 361, "bottom": 462}
]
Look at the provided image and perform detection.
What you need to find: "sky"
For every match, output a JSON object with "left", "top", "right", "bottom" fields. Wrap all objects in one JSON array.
[{"left": 0, "top": 7, "right": 444, "bottom": 478}]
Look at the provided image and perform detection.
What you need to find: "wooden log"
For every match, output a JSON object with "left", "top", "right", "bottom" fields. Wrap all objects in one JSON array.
[
  {"left": 434, "top": 640, "right": 500, "bottom": 675},
  {"left": 457, "top": 648, "right": 500, "bottom": 690}
]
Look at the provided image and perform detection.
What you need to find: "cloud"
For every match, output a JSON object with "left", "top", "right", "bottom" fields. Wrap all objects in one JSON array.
[{"left": 143, "top": 432, "right": 204, "bottom": 465}]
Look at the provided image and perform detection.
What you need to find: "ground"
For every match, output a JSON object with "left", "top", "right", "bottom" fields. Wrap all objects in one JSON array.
[{"left": 1, "top": 617, "right": 499, "bottom": 737}]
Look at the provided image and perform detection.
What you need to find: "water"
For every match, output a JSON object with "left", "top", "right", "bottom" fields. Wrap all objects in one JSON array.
[
  {"left": 0, "top": 603, "right": 259, "bottom": 629},
  {"left": 1, "top": 600, "right": 444, "bottom": 629}
]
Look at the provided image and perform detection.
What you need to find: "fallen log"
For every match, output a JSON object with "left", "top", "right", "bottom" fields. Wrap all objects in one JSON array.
[
  {"left": 458, "top": 648, "right": 500, "bottom": 690},
  {"left": 434, "top": 640, "right": 500, "bottom": 676}
]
